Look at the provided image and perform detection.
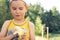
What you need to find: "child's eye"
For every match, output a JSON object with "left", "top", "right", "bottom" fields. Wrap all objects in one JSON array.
[
  {"left": 19, "top": 7, "right": 23, "bottom": 10},
  {"left": 12, "top": 7, "right": 17, "bottom": 10}
]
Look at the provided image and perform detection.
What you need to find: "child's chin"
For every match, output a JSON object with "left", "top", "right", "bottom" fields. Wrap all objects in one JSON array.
[{"left": 16, "top": 17, "right": 22, "bottom": 19}]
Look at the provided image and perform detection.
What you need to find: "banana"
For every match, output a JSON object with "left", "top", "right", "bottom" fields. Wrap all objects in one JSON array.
[{"left": 13, "top": 26, "right": 24, "bottom": 36}]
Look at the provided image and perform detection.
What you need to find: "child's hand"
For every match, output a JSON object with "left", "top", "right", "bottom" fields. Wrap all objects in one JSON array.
[
  {"left": 22, "top": 34, "right": 26, "bottom": 40},
  {"left": 8, "top": 29, "right": 18, "bottom": 40},
  {"left": 21, "top": 34, "right": 28, "bottom": 40}
]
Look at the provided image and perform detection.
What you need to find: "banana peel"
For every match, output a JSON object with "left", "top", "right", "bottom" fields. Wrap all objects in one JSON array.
[{"left": 13, "top": 26, "right": 24, "bottom": 36}]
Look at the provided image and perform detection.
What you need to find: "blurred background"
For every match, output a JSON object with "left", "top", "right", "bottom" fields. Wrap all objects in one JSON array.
[{"left": 0, "top": 0, "right": 60, "bottom": 40}]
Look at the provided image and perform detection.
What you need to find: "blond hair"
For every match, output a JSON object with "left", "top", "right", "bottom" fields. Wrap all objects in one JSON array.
[{"left": 9, "top": 0, "right": 28, "bottom": 10}]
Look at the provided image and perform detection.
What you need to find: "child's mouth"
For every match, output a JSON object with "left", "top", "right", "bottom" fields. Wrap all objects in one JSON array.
[{"left": 16, "top": 15, "right": 20, "bottom": 17}]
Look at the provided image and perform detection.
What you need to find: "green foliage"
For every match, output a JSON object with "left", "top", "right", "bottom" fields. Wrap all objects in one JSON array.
[
  {"left": 51, "top": 6, "right": 59, "bottom": 16},
  {"left": 0, "top": 0, "right": 13, "bottom": 29},
  {"left": 27, "top": 4, "right": 45, "bottom": 35},
  {"left": 41, "top": 9, "right": 60, "bottom": 33},
  {"left": 35, "top": 16, "right": 45, "bottom": 35}
]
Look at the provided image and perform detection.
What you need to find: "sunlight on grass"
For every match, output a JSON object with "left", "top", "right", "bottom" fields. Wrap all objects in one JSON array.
[{"left": 35, "top": 36, "right": 47, "bottom": 40}]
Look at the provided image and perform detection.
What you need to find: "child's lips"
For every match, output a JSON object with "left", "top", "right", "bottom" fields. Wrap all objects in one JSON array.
[{"left": 16, "top": 15, "right": 20, "bottom": 17}]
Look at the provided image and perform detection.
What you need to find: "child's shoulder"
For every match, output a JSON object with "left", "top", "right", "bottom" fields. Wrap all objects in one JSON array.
[
  {"left": 29, "top": 22, "right": 34, "bottom": 25},
  {"left": 1, "top": 20, "right": 11, "bottom": 30},
  {"left": 3, "top": 20, "right": 11, "bottom": 25},
  {"left": 26, "top": 20, "right": 34, "bottom": 26},
  {"left": 5, "top": 20, "right": 10, "bottom": 22},
  {"left": 29, "top": 21, "right": 35, "bottom": 28},
  {"left": 29, "top": 22, "right": 35, "bottom": 34}
]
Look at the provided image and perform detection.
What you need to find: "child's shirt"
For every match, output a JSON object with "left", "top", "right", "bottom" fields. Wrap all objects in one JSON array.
[{"left": 7, "top": 19, "right": 30, "bottom": 40}]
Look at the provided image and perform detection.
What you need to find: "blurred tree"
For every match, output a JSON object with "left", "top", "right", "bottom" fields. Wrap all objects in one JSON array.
[
  {"left": 35, "top": 16, "right": 45, "bottom": 35},
  {"left": 0, "top": 0, "right": 13, "bottom": 29},
  {"left": 51, "top": 7, "right": 59, "bottom": 16}
]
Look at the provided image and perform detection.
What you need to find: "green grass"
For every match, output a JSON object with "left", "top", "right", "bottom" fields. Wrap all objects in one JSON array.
[
  {"left": 35, "top": 31, "right": 60, "bottom": 40},
  {"left": 49, "top": 33, "right": 60, "bottom": 40}
]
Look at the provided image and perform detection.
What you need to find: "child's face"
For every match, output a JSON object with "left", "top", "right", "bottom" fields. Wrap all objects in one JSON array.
[{"left": 10, "top": 1, "right": 27, "bottom": 20}]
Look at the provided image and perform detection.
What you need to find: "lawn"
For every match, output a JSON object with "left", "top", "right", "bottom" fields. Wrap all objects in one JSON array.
[
  {"left": 35, "top": 36, "right": 46, "bottom": 40},
  {"left": 49, "top": 33, "right": 60, "bottom": 40},
  {"left": 35, "top": 33, "right": 60, "bottom": 40}
]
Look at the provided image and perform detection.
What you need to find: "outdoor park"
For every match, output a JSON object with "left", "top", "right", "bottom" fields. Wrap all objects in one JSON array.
[{"left": 0, "top": 0, "right": 60, "bottom": 40}]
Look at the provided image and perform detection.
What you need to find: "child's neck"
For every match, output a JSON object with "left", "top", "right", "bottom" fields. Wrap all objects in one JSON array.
[{"left": 14, "top": 18, "right": 25, "bottom": 24}]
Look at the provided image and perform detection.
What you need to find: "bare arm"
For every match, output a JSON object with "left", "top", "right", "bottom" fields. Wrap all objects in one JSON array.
[
  {"left": 0, "top": 34, "right": 17, "bottom": 40},
  {"left": 0, "top": 20, "right": 17, "bottom": 40},
  {"left": 0, "top": 20, "right": 9, "bottom": 37},
  {"left": 30, "top": 22, "right": 35, "bottom": 40}
]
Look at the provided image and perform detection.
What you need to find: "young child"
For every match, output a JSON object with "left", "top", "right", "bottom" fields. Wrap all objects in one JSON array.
[{"left": 0, "top": 0, "right": 35, "bottom": 40}]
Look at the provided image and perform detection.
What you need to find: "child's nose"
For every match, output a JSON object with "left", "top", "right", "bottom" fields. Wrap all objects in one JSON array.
[{"left": 16, "top": 9, "right": 20, "bottom": 14}]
